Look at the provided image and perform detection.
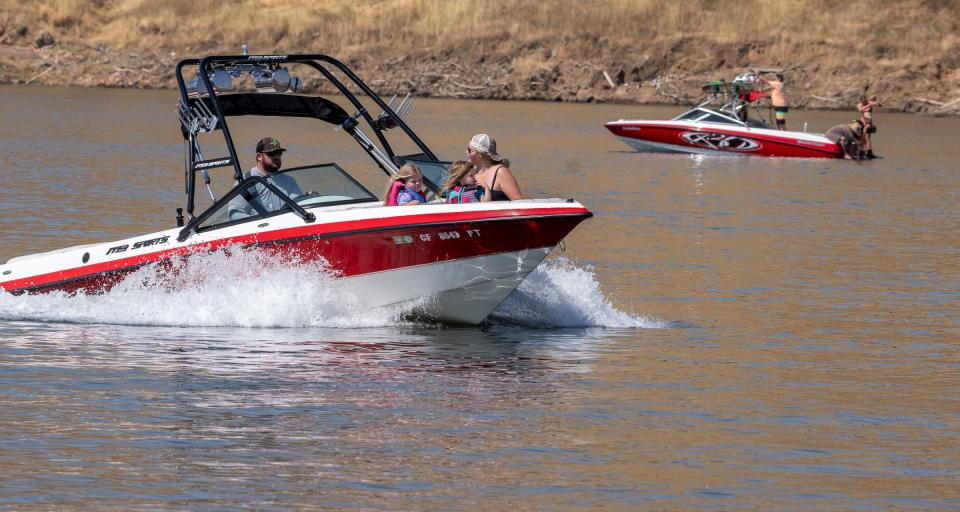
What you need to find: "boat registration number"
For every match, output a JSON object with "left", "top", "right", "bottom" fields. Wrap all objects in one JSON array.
[{"left": 393, "top": 229, "right": 481, "bottom": 244}]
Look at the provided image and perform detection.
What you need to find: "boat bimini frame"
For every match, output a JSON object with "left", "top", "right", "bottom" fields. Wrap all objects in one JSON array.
[
  {"left": 682, "top": 71, "right": 788, "bottom": 130},
  {"left": 173, "top": 49, "right": 441, "bottom": 240}
]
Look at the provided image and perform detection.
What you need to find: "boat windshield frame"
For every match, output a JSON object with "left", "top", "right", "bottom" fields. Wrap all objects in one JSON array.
[
  {"left": 184, "top": 163, "right": 379, "bottom": 238},
  {"left": 672, "top": 106, "right": 747, "bottom": 126}
]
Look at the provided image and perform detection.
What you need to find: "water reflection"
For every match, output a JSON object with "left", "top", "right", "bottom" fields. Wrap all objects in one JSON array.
[
  {"left": 1, "top": 321, "right": 636, "bottom": 507},
  {"left": 2, "top": 321, "right": 623, "bottom": 378},
  {"left": 3, "top": 86, "right": 960, "bottom": 510}
]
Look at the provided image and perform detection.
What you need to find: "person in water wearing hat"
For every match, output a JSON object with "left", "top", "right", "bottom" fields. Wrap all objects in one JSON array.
[
  {"left": 824, "top": 121, "right": 865, "bottom": 160},
  {"left": 857, "top": 94, "right": 881, "bottom": 159},
  {"left": 228, "top": 137, "right": 307, "bottom": 219},
  {"left": 467, "top": 133, "right": 523, "bottom": 201}
]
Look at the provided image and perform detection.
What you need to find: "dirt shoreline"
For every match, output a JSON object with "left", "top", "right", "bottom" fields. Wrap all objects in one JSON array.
[{"left": 2, "top": 38, "right": 959, "bottom": 116}]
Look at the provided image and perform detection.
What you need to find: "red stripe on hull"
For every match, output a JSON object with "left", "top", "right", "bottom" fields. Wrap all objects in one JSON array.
[
  {"left": 3, "top": 210, "right": 591, "bottom": 295},
  {"left": 605, "top": 122, "right": 841, "bottom": 158}
]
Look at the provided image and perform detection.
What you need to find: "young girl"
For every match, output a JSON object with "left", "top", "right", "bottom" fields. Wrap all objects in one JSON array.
[
  {"left": 384, "top": 163, "right": 427, "bottom": 206},
  {"left": 442, "top": 161, "right": 481, "bottom": 204}
]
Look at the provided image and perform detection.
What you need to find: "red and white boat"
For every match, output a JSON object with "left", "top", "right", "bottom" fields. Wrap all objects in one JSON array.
[
  {"left": 0, "top": 52, "right": 592, "bottom": 325},
  {"left": 605, "top": 74, "right": 843, "bottom": 158}
]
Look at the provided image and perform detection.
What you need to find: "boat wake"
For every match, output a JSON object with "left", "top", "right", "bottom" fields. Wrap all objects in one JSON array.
[
  {"left": 0, "top": 250, "right": 660, "bottom": 329},
  {"left": 490, "top": 257, "right": 667, "bottom": 329}
]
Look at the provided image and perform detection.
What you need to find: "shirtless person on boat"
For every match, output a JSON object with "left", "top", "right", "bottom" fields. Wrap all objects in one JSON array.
[
  {"left": 228, "top": 137, "right": 306, "bottom": 219},
  {"left": 758, "top": 71, "right": 788, "bottom": 130}
]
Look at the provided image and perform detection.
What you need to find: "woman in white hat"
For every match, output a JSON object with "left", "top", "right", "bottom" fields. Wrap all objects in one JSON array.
[{"left": 466, "top": 133, "right": 523, "bottom": 201}]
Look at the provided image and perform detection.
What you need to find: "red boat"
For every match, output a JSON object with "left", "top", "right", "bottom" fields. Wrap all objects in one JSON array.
[
  {"left": 0, "top": 51, "right": 592, "bottom": 325},
  {"left": 606, "top": 73, "right": 843, "bottom": 158}
]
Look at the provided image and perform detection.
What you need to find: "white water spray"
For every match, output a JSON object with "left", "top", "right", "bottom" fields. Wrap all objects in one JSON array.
[
  {"left": 0, "top": 251, "right": 662, "bottom": 329},
  {"left": 0, "top": 248, "right": 413, "bottom": 328},
  {"left": 490, "top": 257, "right": 667, "bottom": 328}
]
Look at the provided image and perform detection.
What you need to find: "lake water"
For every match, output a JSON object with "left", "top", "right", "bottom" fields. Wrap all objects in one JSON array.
[{"left": 1, "top": 85, "right": 958, "bottom": 510}]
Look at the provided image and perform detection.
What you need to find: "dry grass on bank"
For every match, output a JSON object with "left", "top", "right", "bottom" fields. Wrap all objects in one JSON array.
[{"left": 2, "top": 0, "right": 957, "bottom": 59}]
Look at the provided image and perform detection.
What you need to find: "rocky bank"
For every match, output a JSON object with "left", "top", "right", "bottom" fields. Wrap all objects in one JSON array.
[{"left": 1, "top": 27, "right": 958, "bottom": 116}]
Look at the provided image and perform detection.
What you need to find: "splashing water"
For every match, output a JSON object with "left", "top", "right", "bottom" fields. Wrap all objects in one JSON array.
[
  {"left": 0, "top": 248, "right": 416, "bottom": 328},
  {"left": 0, "top": 250, "right": 661, "bottom": 329},
  {"left": 489, "top": 257, "right": 667, "bottom": 329}
]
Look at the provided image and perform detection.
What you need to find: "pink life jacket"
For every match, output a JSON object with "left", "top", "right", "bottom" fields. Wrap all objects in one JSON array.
[
  {"left": 386, "top": 180, "right": 403, "bottom": 206},
  {"left": 446, "top": 185, "right": 480, "bottom": 204}
]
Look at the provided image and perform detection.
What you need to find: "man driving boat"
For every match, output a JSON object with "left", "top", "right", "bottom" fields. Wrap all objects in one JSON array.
[{"left": 228, "top": 137, "right": 306, "bottom": 219}]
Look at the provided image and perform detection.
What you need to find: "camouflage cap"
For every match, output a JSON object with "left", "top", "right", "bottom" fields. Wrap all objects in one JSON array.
[{"left": 256, "top": 137, "right": 286, "bottom": 154}]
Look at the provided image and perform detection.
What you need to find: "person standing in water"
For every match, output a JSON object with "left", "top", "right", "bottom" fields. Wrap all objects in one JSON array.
[
  {"left": 857, "top": 94, "right": 881, "bottom": 159},
  {"left": 759, "top": 72, "right": 789, "bottom": 130}
]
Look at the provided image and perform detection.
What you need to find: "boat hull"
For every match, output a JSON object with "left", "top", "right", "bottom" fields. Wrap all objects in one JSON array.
[
  {"left": 1, "top": 201, "right": 591, "bottom": 325},
  {"left": 343, "top": 247, "right": 552, "bottom": 324},
  {"left": 605, "top": 120, "right": 842, "bottom": 158}
]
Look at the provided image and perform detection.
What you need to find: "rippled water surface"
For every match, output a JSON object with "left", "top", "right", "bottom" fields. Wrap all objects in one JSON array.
[{"left": 1, "top": 85, "right": 959, "bottom": 510}]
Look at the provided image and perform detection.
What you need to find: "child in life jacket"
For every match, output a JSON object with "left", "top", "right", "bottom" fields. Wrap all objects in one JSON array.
[
  {"left": 442, "top": 161, "right": 481, "bottom": 204},
  {"left": 384, "top": 163, "right": 427, "bottom": 206}
]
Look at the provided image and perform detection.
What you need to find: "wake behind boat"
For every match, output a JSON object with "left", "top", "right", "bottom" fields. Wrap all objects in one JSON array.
[
  {"left": 0, "top": 51, "right": 592, "bottom": 325},
  {"left": 605, "top": 72, "right": 843, "bottom": 158}
]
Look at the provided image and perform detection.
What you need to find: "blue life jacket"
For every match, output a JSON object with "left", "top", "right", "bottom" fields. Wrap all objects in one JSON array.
[{"left": 397, "top": 186, "right": 426, "bottom": 205}]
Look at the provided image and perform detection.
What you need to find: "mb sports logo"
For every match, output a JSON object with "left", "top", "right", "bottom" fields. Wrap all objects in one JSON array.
[{"left": 680, "top": 132, "right": 761, "bottom": 151}]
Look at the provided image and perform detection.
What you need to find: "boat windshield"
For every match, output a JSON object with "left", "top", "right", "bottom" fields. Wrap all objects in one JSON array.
[
  {"left": 674, "top": 108, "right": 744, "bottom": 126},
  {"left": 397, "top": 155, "right": 452, "bottom": 192},
  {"left": 196, "top": 163, "right": 378, "bottom": 232},
  {"left": 674, "top": 101, "right": 775, "bottom": 129}
]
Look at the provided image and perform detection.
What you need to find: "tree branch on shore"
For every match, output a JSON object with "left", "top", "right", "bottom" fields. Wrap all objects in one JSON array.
[
  {"left": 25, "top": 54, "right": 58, "bottom": 85},
  {"left": 811, "top": 95, "right": 842, "bottom": 103},
  {"left": 449, "top": 79, "right": 487, "bottom": 91}
]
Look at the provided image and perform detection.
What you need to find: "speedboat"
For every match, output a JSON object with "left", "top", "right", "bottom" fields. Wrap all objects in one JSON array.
[
  {"left": 0, "top": 51, "right": 592, "bottom": 325},
  {"left": 605, "top": 73, "right": 843, "bottom": 158}
]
